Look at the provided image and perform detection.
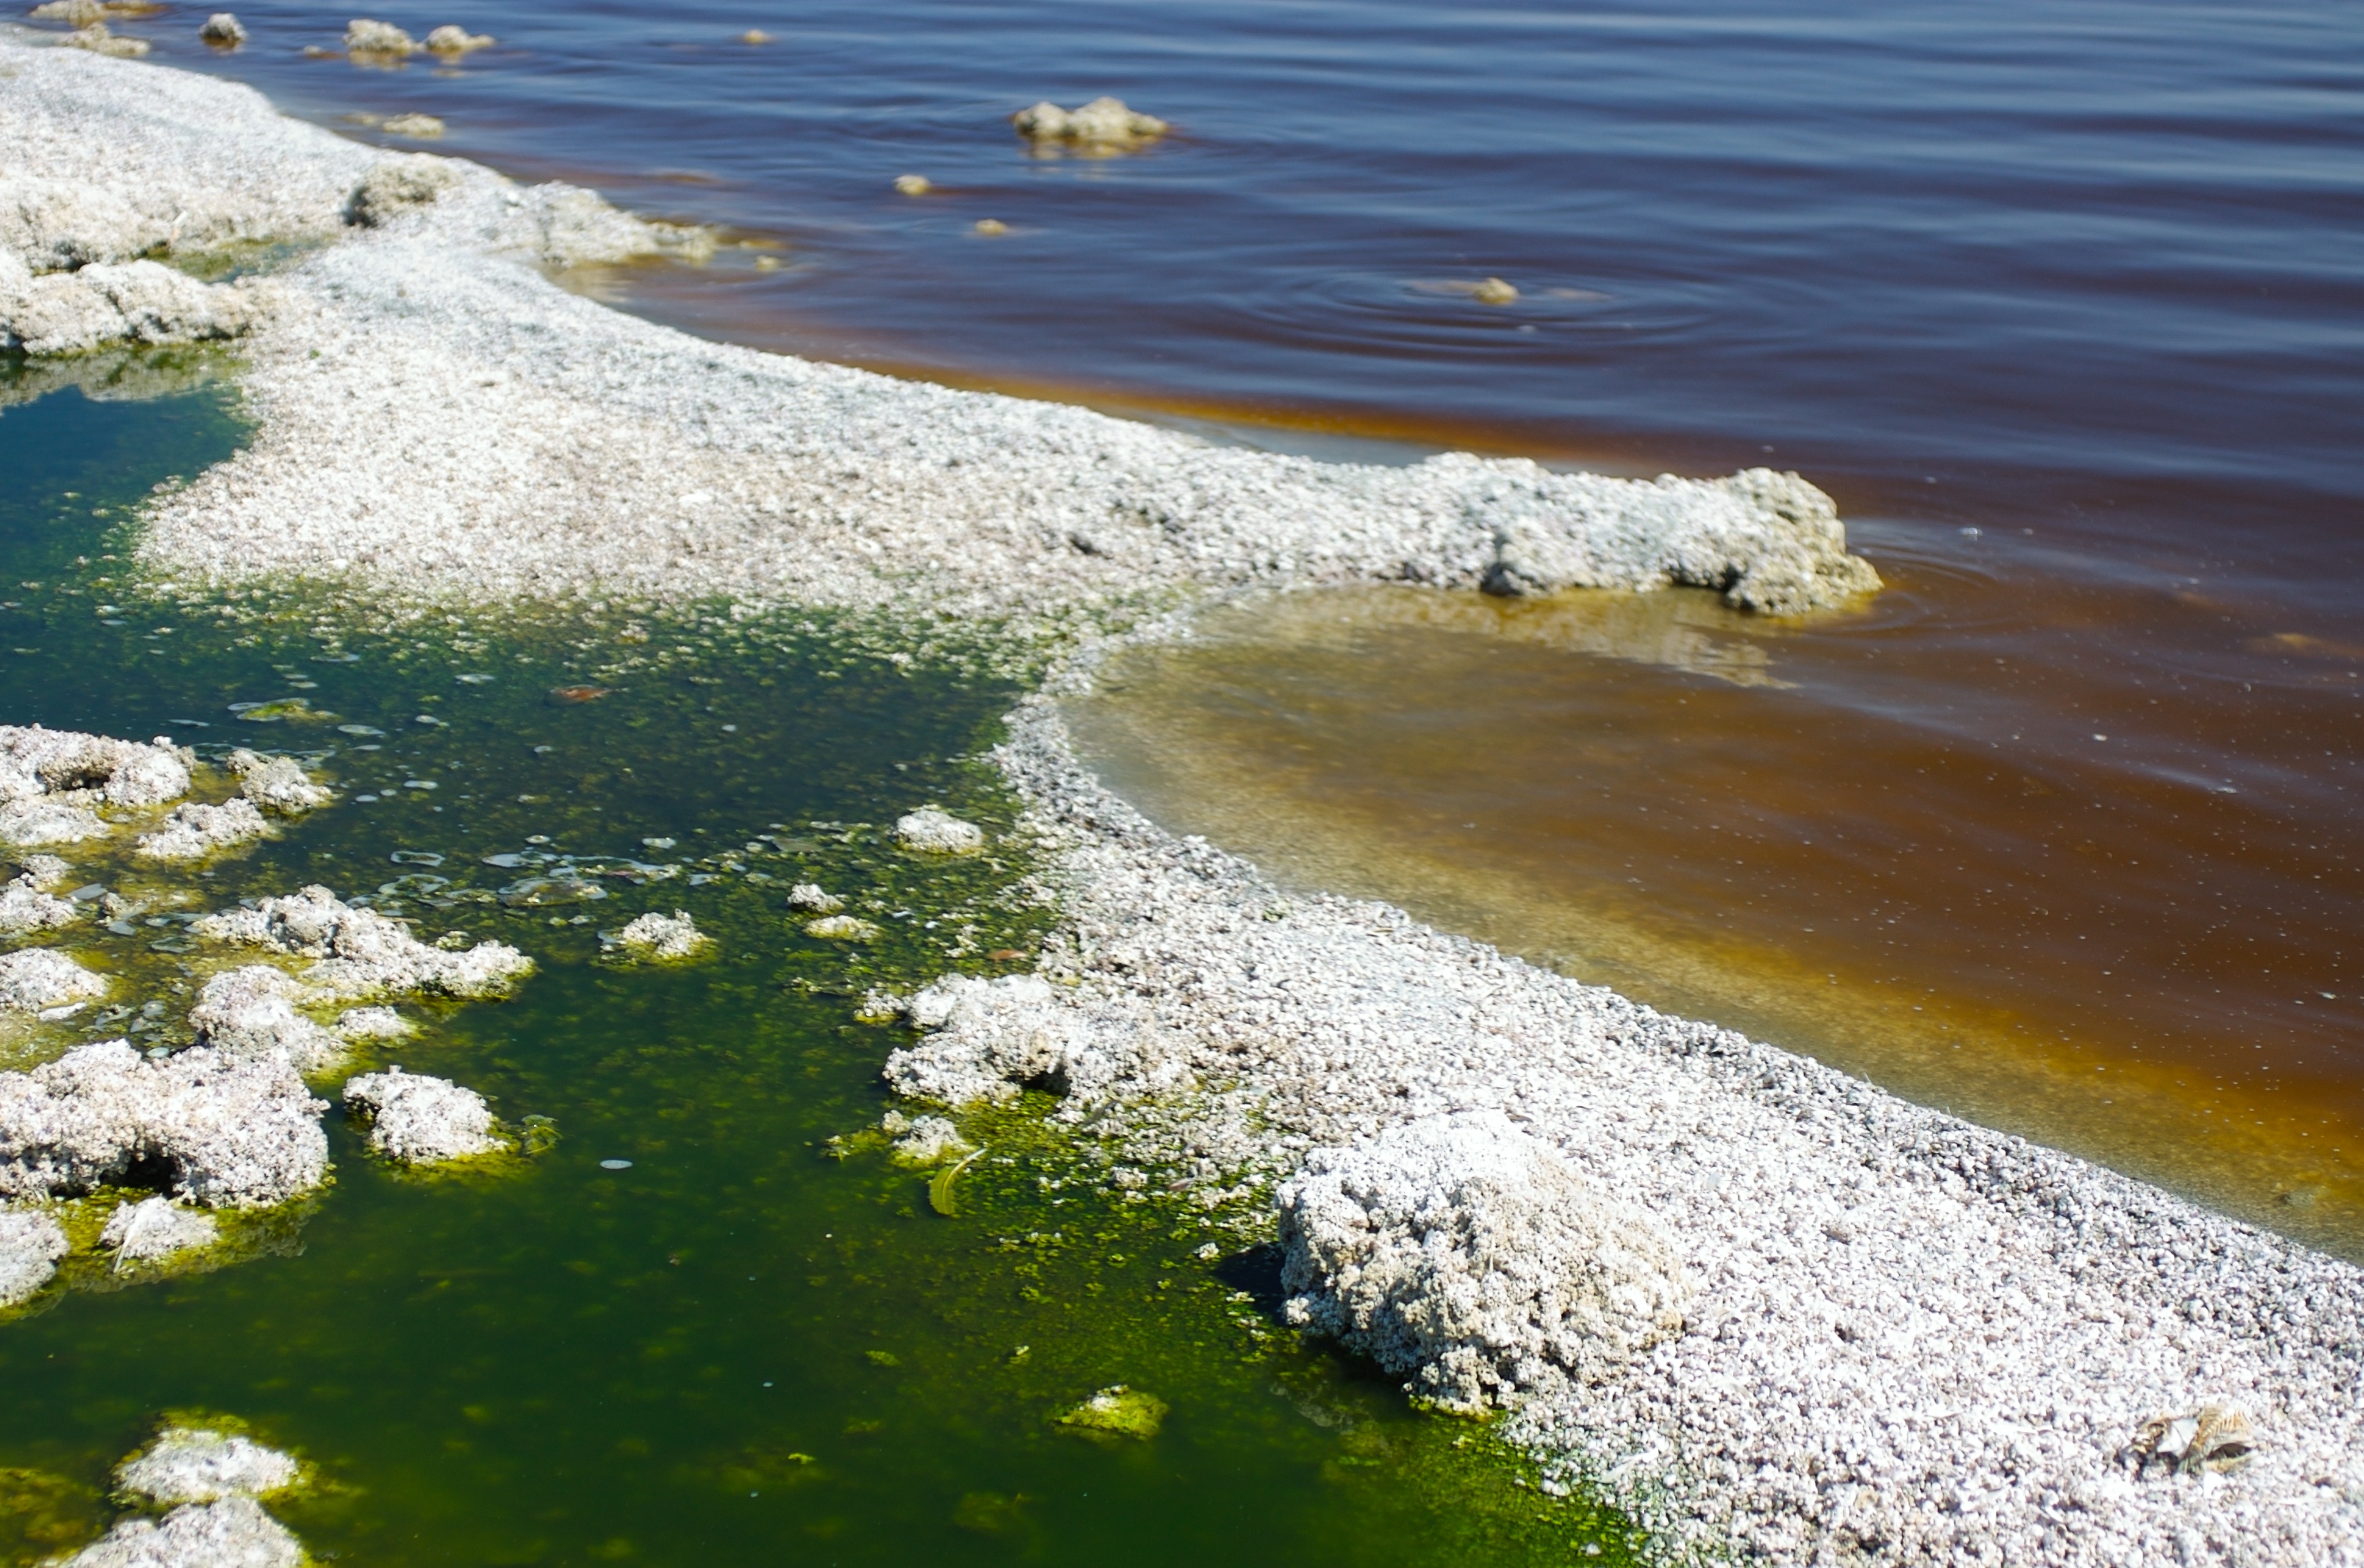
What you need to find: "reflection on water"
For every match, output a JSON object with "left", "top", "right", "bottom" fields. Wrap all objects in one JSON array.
[{"left": 1070, "top": 578, "right": 2364, "bottom": 1256}]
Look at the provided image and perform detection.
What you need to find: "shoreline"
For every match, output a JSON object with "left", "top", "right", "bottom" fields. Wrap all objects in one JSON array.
[{"left": 3, "top": 35, "right": 2361, "bottom": 1565}]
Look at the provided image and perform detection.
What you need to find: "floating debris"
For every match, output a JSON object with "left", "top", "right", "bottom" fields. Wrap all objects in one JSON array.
[{"left": 548, "top": 685, "right": 611, "bottom": 704}]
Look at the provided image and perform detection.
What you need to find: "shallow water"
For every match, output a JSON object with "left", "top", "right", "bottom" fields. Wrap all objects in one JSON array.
[
  {"left": 1071, "top": 583, "right": 2364, "bottom": 1255},
  {"left": 0, "top": 373, "right": 1630, "bottom": 1564}
]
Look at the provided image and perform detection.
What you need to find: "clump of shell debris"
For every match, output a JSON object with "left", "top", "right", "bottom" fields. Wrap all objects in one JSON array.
[
  {"left": 0, "top": 725, "right": 546, "bottom": 1318},
  {"left": 863, "top": 700, "right": 2364, "bottom": 1565}
]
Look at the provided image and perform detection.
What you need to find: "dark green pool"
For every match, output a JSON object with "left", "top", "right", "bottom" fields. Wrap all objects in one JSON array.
[{"left": 0, "top": 354, "right": 1635, "bottom": 1567}]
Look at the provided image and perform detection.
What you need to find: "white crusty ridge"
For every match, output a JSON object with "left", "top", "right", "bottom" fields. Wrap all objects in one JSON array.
[
  {"left": 0, "top": 37, "right": 1879, "bottom": 618},
  {"left": 194, "top": 884, "right": 532, "bottom": 999},
  {"left": 897, "top": 697, "right": 2364, "bottom": 1566}
]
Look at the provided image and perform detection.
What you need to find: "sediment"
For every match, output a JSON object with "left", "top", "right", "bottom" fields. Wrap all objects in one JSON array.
[{"left": 0, "top": 33, "right": 2355, "bottom": 1566}]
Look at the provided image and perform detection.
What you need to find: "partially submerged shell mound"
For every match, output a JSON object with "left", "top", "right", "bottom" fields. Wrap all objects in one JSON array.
[
  {"left": 1277, "top": 1109, "right": 1692, "bottom": 1412},
  {"left": 186, "top": 966, "right": 346, "bottom": 1073},
  {"left": 342, "top": 1067, "right": 507, "bottom": 1165},
  {"left": 59, "top": 1495, "right": 303, "bottom": 1568},
  {"left": 883, "top": 974, "right": 1071, "bottom": 1105},
  {"left": 1478, "top": 465, "right": 1879, "bottom": 614},
  {"left": 0, "top": 947, "right": 107, "bottom": 1013},
  {"left": 226, "top": 750, "right": 331, "bottom": 814},
  {"left": 804, "top": 914, "right": 880, "bottom": 942},
  {"left": 1011, "top": 97, "right": 1169, "bottom": 151},
  {"left": 134, "top": 797, "right": 270, "bottom": 861},
  {"left": 0, "top": 727, "right": 189, "bottom": 847},
  {"left": 883, "top": 1111, "right": 973, "bottom": 1165},
  {"left": 1053, "top": 1385, "right": 1167, "bottom": 1440},
  {"left": 342, "top": 17, "right": 414, "bottom": 55},
  {"left": 195, "top": 885, "right": 532, "bottom": 999},
  {"left": 894, "top": 807, "right": 985, "bottom": 855},
  {"left": 0, "top": 1041, "right": 328, "bottom": 1208},
  {"left": 0, "top": 250, "right": 274, "bottom": 356},
  {"left": 0, "top": 1208, "right": 70, "bottom": 1307},
  {"left": 343, "top": 157, "right": 459, "bottom": 228},
  {"left": 99, "top": 1194, "right": 218, "bottom": 1265},
  {"left": 0, "top": 866, "right": 77, "bottom": 935},
  {"left": 116, "top": 1423, "right": 298, "bottom": 1505},
  {"left": 605, "top": 910, "right": 707, "bottom": 961}
]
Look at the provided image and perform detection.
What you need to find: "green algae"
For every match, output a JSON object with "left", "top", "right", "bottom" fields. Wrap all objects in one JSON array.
[
  {"left": 0, "top": 363, "right": 1646, "bottom": 1566},
  {"left": 1053, "top": 1385, "right": 1168, "bottom": 1441}
]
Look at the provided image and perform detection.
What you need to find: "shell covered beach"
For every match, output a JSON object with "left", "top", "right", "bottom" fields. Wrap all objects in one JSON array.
[{"left": 2, "top": 22, "right": 2362, "bottom": 1568}]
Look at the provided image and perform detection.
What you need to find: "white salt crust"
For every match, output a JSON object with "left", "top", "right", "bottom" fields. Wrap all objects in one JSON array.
[
  {"left": 0, "top": 1205, "right": 69, "bottom": 1305},
  {"left": 100, "top": 1194, "right": 220, "bottom": 1264},
  {"left": 0, "top": 945, "right": 106, "bottom": 1011},
  {"left": 341, "top": 1065, "right": 504, "bottom": 1165},
  {"left": 59, "top": 1495, "right": 303, "bottom": 1568},
  {"left": 116, "top": 1424, "right": 299, "bottom": 1504},
  {"left": 194, "top": 884, "right": 533, "bottom": 1000},
  {"left": 0, "top": 1040, "right": 328, "bottom": 1207},
  {"left": 609, "top": 909, "right": 707, "bottom": 961},
  {"left": 0, "top": 37, "right": 2351, "bottom": 1565}
]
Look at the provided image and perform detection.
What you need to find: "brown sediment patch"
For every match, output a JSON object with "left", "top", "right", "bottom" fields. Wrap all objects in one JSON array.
[{"left": 1069, "top": 579, "right": 2364, "bottom": 1255}]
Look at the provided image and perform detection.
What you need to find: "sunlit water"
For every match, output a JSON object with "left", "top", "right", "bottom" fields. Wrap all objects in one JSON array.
[{"left": 0, "top": 370, "right": 1629, "bottom": 1565}]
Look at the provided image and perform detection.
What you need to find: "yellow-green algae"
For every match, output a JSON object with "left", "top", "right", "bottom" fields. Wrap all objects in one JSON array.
[{"left": 0, "top": 359, "right": 1644, "bottom": 1566}]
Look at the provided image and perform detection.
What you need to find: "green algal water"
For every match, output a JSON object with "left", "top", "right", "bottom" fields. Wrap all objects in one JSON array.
[{"left": 0, "top": 353, "right": 1639, "bottom": 1566}]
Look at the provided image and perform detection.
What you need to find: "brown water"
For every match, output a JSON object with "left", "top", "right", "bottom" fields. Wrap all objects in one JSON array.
[{"left": 1071, "top": 571, "right": 2364, "bottom": 1255}]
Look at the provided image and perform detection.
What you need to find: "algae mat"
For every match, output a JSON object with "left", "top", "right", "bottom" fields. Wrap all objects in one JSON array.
[{"left": 0, "top": 357, "right": 1632, "bottom": 1566}]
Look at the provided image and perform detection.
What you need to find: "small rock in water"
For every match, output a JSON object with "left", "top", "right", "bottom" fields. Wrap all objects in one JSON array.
[
  {"left": 1010, "top": 97, "right": 1169, "bottom": 150},
  {"left": 893, "top": 174, "right": 932, "bottom": 196},
  {"left": 1470, "top": 277, "right": 1519, "bottom": 305},
  {"left": 786, "top": 882, "right": 842, "bottom": 913},
  {"left": 422, "top": 23, "right": 493, "bottom": 53},
  {"left": 804, "top": 914, "right": 881, "bottom": 941},
  {"left": 894, "top": 807, "right": 984, "bottom": 855},
  {"left": 115, "top": 1421, "right": 298, "bottom": 1504},
  {"left": 99, "top": 1195, "right": 219, "bottom": 1265},
  {"left": 607, "top": 910, "right": 709, "bottom": 961},
  {"left": 972, "top": 219, "right": 1008, "bottom": 236},
  {"left": 379, "top": 113, "right": 446, "bottom": 139},
  {"left": 1053, "top": 1384, "right": 1167, "bottom": 1440},
  {"left": 739, "top": 28, "right": 772, "bottom": 43},
  {"left": 342, "top": 17, "right": 414, "bottom": 55},
  {"left": 198, "top": 12, "right": 245, "bottom": 46}
]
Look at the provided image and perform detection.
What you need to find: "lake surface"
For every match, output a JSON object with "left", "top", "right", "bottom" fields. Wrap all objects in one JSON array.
[
  {"left": 0, "top": 370, "right": 1629, "bottom": 1565},
  {"left": 23, "top": 7, "right": 2364, "bottom": 1233}
]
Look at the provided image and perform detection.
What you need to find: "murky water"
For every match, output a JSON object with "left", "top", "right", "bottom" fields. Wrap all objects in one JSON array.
[
  {"left": 1070, "top": 581, "right": 2364, "bottom": 1255},
  {"left": 0, "top": 371, "right": 1629, "bottom": 1564}
]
